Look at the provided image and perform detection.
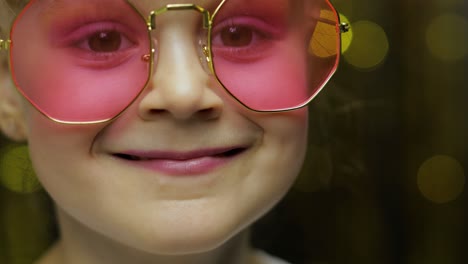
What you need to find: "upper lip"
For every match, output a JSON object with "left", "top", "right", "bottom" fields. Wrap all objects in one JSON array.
[{"left": 114, "top": 146, "right": 248, "bottom": 161}]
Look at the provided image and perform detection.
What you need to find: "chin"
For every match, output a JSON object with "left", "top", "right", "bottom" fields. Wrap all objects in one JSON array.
[{"left": 131, "top": 220, "right": 249, "bottom": 256}]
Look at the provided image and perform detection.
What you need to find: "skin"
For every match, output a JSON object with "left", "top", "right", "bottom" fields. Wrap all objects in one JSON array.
[{"left": 0, "top": 0, "right": 310, "bottom": 263}]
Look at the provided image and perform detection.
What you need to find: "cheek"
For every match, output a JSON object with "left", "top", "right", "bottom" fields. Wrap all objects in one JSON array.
[
  {"left": 24, "top": 110, "right": 103, "bottom": 187},
  {"left": 24, "top": 114, "right": 117, "bottom": 234},
  {"left": 13, "top": 53, "right": 148, "bottom": 122},
  {"left": 273, "top": 109, "right": 309, "bottom": 178},
  {"left": 260, "top": 108, "right": 309, "bottom": 153},
  {"left": 24, "top": 108, "right": 101, "bottom": 146},
  {"left": 213, "top": 35, "right": 310, "bottom": 110},
  {"left": 243, "top": 108, "right": 309, "bottom": 212}
]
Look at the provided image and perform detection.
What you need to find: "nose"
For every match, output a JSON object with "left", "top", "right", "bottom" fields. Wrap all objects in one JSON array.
[{"left": 138, "top": 16, "right": 223, "bottom": 121}]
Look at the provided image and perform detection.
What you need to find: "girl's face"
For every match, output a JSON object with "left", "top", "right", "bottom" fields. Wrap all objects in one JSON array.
[{"left": 3, "top": 0, "right": 314, "bottom": 255}]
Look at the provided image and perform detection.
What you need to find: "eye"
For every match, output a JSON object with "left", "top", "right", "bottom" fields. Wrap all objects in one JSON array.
[
  {"left": 211, "top": 17, "right": 282, "bottom": 62},
  {"left": 214, "top": 22, "right": 269, "bottom": 49},
  {"left": 219, "top": 25, "right": 255, "bottom": 47},
  {"left": 62, "top": 23, "right": 144, "bottom": 68},
  {"left": 87, "top": 30, "right": 123, "bottom": 52},
  {"left": 76, "top": 29, "right": 134, "bottom": 53}
]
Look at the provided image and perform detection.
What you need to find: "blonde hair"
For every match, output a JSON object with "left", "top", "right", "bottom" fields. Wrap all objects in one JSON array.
[
  {"left": 1, "top": 0, "right": 30, "bottom": 39},
  {"left": 1, "top": 0, "right": 26, "bottom": 31},
  {"left": 0, "top": 1, "right": 10, "bottom": 71},
  {"left": 1, "top": 0, "right": 28, "bottom": 71}
]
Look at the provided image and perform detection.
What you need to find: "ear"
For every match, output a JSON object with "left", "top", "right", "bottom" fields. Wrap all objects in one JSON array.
[{"left": 0, "top": 64, "right": 28, "bottom": 142}]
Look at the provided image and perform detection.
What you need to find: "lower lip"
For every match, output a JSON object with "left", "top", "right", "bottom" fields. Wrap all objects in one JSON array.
[{"left": 120, "top": 156, "right": 233, "bottom": 176}]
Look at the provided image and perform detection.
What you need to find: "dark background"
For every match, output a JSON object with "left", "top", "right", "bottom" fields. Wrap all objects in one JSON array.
[
  {"left": 253, "top": 0, "right": 467, "bottom": 263},
  {"left": 1, "top": 0, "right": 467, "bottom": 263}
]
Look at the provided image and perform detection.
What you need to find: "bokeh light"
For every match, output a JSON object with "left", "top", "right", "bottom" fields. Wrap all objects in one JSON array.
[
  {"left": 343, "top": 20, "right": 389, "bottom": 70},
  {"left": 426, "top": 13, "right": 468, "bottom": 62},
  {"left": 0, "top": 145, "right": 41, "bottom": 193},
  {"left": 340, "top": 14, "right": 352, "bottom": 53},
  {"left": 417, "top": 155, "right": 465, "bottom": 204}
]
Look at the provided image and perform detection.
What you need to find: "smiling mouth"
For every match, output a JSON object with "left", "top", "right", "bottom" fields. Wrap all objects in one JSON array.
[
  {"left": 113, "top": 147, "right": 247, "bottom": 161},
  {"left": 112, "top": 147, "right": 248, "bottom": 175}
]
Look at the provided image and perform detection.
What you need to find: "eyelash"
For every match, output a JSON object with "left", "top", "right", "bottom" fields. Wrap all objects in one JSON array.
[
  {"left": 211, "top": 17, "right": 281, "bottom": 62},
  {"left": 60, "top": 21, "right": 139, "bottom": 68}
]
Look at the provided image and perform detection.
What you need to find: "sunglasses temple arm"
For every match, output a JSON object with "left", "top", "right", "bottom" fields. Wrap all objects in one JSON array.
[{"left": 314, "top": 17, "right": 350, "bottom": 33}]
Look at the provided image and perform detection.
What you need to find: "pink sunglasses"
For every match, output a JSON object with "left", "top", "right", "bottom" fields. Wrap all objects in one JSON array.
[{"left": 0, "top": 0, "right": 349, "bottom": 124}]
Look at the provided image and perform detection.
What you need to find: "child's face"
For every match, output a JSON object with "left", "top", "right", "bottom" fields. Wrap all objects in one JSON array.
[
  {"left": 2, "top": 0, "right": 313, "bottom": 254},
  {"left": 26, "top": 89, "right": 308, "bottom": 254}
]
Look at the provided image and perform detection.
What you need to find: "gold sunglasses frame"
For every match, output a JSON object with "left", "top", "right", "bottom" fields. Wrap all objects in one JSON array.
[{"left": 0, "top": 0, "right": 348, "bottom": 125}]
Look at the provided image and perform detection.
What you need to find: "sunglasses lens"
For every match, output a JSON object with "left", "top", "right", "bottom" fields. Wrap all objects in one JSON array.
[
  {"left": 10, "top": 0, "right": 151, "bottom": 123},
  {"left": 9, "top": 0, "right": 342, "bottom": 123},
  {"left": 211, "top": 0, "right": 341, "bottom": 111}
]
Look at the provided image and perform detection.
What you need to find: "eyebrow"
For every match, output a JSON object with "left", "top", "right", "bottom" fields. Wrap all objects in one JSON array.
[
  {"left": 37, "top": 0, "right": 71, "bottom": 19},
  {"left": 40, "top": 0, "right": 114, "bottom": 14},
  {"left": 40, "top": 0, "right": 68, "bottom": 12}
]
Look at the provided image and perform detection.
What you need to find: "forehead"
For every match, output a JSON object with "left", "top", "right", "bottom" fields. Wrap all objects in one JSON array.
[
  {"left": 28, "top": 0, "right": 293, "bottom": 21},
  {"left": 17, "top": 0, "right": 317, "bottom": 10},
  {"left": 13, "top": 0, "right": 314, "bottom": 29},
  {"left": 26, "top": 0, "right": 259, "bottom": 18},
  {"left": 35, "top": 0, "right": 289, "bottom": 11},
  {"left": 41, "top": 0, "right": 227, "bottom": 10}
]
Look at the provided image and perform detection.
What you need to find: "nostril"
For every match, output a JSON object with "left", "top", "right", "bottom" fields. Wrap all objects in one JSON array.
[
  {"left": 149, "top": 109, "right": 166, "bottom": 115},
  {"left": 144, "top": 107, "right": 218, "bottom": 120},
  {"left": 197, "top": 107, "right": 221, "bottom": 120},
  {"left": 199, "top": 108, "right": 213, "bottom": 115}
]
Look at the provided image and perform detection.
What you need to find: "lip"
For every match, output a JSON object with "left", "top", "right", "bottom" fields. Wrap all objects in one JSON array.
[{"left": 113, "top": 147, "right": 247, "bottom": 176}]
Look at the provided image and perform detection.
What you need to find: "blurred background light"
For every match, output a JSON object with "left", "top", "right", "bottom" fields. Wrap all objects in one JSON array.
[
  {"left": 343, "top": 20, "right": 389, "bottom": 70},
  {"left": 0, "top": 145, "right": 41, "bottom": 193},
  {"left": 417, "top": 155, "right": 465, "bottom": 204},
  {"left": 340, "top": 14, "right": 352, "bottom": 53},
  {"left": 425, "top": 13, "right": 468, "bottom": 62}
]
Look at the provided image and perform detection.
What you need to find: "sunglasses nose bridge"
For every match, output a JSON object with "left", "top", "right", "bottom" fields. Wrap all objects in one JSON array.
[
  {"left": 149, "top": 4, "right": 212, "bottom": 30},
  {"left": 147, "top": 4, "right": 214, "bottom": 75}
]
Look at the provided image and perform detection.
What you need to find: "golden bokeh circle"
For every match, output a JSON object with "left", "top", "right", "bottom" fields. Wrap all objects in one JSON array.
[
  {"left": 0, "top": 145, "right": 42, "bottom": 193},
  {"left": 426, "top": 13, "right": 468, "bottom": 62},
  {"left": 417, "top": 155, "right": 465, "bottom": 204},
  {"left": 343, "top": 20, "right": 389, "bottom": 70},
  {"left": 340, "top": 14, "right": 353, "bottom": 53}
]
